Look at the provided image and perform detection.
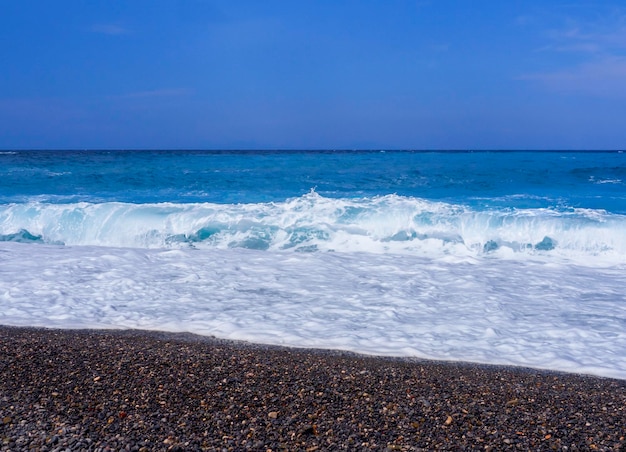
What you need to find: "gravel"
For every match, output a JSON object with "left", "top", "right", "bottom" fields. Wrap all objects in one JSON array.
[{"left": 1, "top": 326, "right": 625, "bottom": 451}]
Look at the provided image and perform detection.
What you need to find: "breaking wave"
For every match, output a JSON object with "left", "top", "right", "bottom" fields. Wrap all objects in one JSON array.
[{"left": 1, "top": 191, "right": 625, "bottom": 263}]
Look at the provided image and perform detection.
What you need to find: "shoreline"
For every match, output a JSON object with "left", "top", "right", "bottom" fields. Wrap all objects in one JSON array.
[{"left": 2, "top": 325, "right": 625, "bottom": 450}]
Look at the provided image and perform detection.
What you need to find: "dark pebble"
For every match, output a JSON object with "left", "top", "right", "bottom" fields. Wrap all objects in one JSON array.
[{"left": 1, "top": 325, "right": 625, "bottom": 451}]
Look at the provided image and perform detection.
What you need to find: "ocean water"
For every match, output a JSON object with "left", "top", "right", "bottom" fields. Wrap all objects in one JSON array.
[{"left": 1, "top": 150, "right": 626, "bottom": 378}]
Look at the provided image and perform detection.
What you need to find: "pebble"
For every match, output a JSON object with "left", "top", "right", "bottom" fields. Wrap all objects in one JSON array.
[{"left": 1, "top": 326, "right": 625, "bottom": 451}]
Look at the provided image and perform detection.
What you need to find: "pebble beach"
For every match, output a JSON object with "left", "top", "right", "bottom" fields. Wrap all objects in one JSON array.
[{"left": 1, "top": 326, "right": 625, "bottom": 451}]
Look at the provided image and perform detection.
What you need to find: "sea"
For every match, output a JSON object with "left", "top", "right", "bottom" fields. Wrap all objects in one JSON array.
[{"left": 1, "top": 150, "right": 625, "bottom": 379}]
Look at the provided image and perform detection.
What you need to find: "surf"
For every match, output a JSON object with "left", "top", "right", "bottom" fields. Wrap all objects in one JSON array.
[{"left": 1, "top": 191, "right": 625, "bottom": 265}]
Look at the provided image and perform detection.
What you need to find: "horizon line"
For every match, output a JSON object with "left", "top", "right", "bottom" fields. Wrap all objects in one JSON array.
[{"left": 1, "top": 148, "right": 624, "bottom": 153}]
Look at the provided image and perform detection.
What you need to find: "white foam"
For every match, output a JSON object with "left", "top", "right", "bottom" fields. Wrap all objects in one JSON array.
[
  {"left": 1, "top": 241, "right": 625, "bottom": 379},
  {"left": 1, "top": 193, "right": 626, "bottom": 265}
]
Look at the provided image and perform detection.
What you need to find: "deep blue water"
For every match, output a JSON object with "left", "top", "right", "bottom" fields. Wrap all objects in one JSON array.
[{"left": 1, "top": 150, "right": 625, "bottom": 212}]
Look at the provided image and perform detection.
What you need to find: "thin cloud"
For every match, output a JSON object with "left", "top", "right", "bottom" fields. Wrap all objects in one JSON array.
[
  {"left": 515, "top": 15, "right": 534, "bottom": 27},
  {"left": 520, "top": 7, "right": 626, "bottom": 96},
  {"left": 114, "top": 88, "right": 192, "bottom": 100},
  {"left": 428, "top": 43, "right": 450, "bottom": 53},
  {"left": 538, "top": 42, "right": 603, "bottom": 54},
  {"left": 544, "top": 26, "right": 626, "bottom": 55},
  {"left": 519, "top": 56, "right": 626, "bottom": 97},
  {"left": 89, "top": 24, "right": 131, "bottom": 35},
  {"left": 541, "top": 6, "right": 626, "bottom": 55}
]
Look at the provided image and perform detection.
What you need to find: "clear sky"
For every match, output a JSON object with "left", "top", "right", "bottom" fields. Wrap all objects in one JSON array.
[{"left": 1, "top": 1, "right": 625, "bottom": 150}]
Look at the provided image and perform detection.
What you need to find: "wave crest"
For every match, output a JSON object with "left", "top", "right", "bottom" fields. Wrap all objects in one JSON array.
[{"left": 1, "top": 192, "right": 625, "bottom": 262}]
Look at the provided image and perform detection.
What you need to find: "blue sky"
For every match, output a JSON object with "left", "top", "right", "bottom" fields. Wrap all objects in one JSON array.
[{"left": 1, "top": 1, "right": 625, "bottom": 150}]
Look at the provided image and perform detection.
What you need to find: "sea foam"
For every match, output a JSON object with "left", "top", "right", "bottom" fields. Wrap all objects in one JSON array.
[
  {"left": 1, "top": 192, "right": 625, "bottom": 265},
  {"left": 1, "top": 241, "right": 625, "bottom": 379}
]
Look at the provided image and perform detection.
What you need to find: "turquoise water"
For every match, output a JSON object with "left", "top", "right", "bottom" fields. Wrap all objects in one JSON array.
[
  {"left": 2, "top": 150, "right": 625, "bottom": 210},
  {"left": 1, "top": 150, "right": 625, "bottom": 257}
]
